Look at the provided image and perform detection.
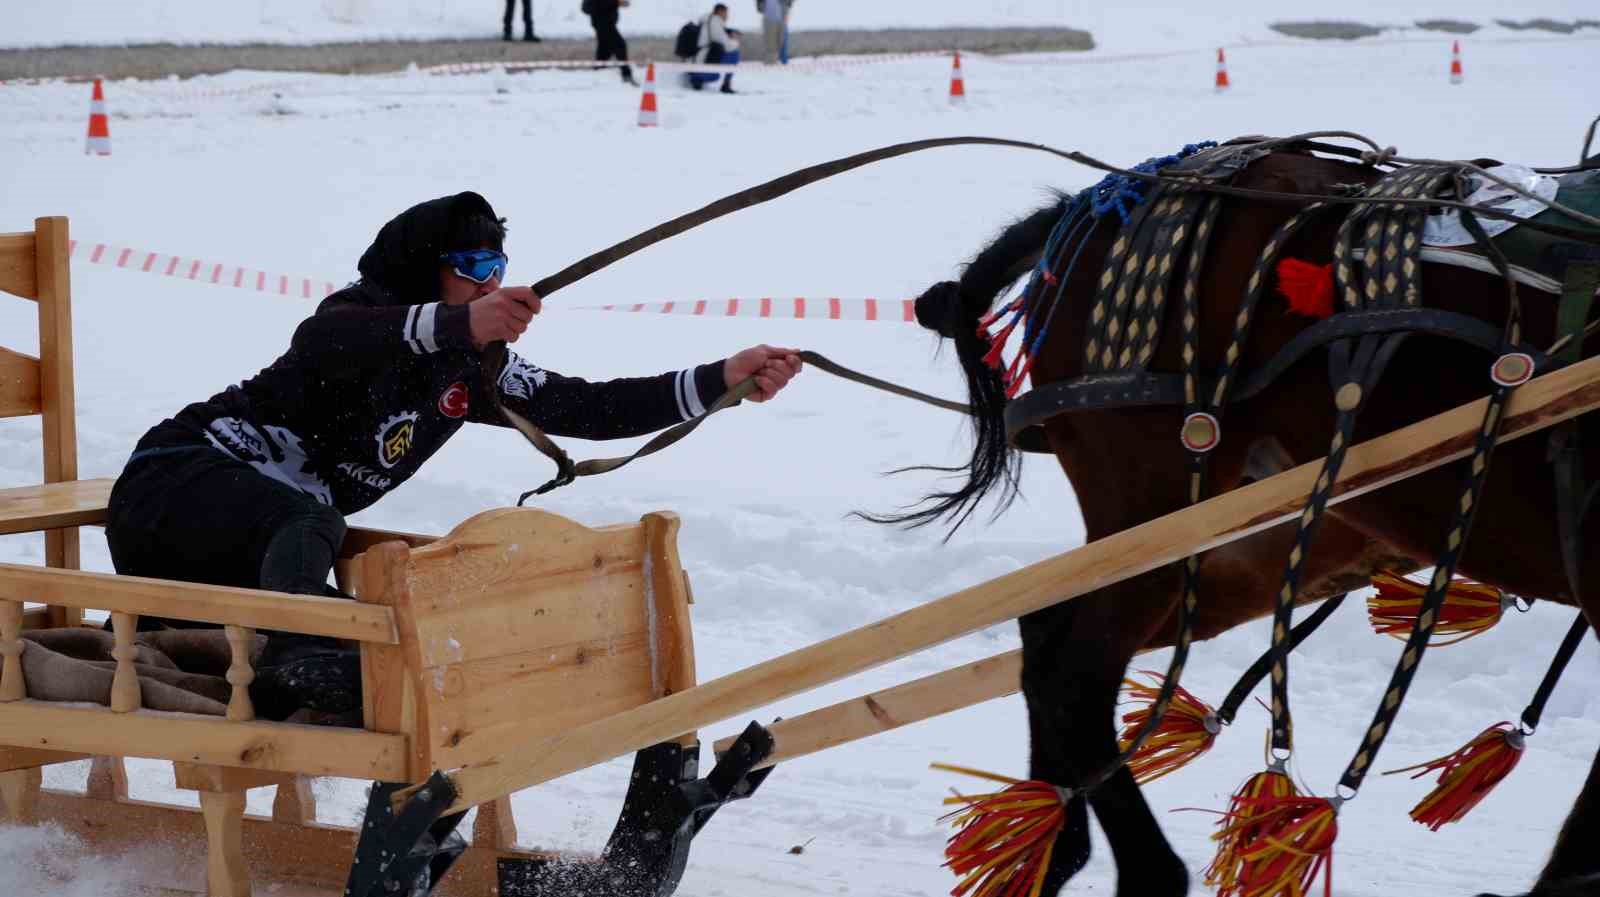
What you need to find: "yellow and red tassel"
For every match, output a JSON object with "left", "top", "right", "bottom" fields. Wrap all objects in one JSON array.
[
  {"left": 1118, "top": 671, "right": 1222, "bottom": 785},
  {"left": 1367, "top": 570, "right": 1508, "bottom": 646},
  {"left": 932, "top": 764, "right": 1067, "bottom": 897},
  {"left": 1384, "top": 722, "right": 1524, "bottom": 831},
  {"left": 1207, "top": 769, "right": 1336, "bottom": 897}
]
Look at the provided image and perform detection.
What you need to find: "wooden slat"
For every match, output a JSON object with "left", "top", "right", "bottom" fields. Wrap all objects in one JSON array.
[
  {"left": 0, "top": 478, "right": 111, "bottom": 535},
  {"left": 357, "top": 542, "right": 423, "bottom": 778},
  {"left": 0, "top": 700, "right": 409, "bottom": 779},
  {"left": 433, "top": 353, "right": 1600, "bottom": 812},
  {"left": 0, "top": 745, "right": 88, "bottom": 773},
  {"left": 426, "top": 634, "right": 654, "bottom": 770},
  {"left": 36, "top": 217, "right": 82, "bottom": 630},
  {"left": 31, "top": 788, "right": 564, "bottom": 896},
  {"left": 0, "top": 563, "right": 399, "bottom": 643},
  {"left": 0, "top": 346, "right": 41, "bottom": 418},
  {"left": 0, "top": 232, "right": 37, "bottom": 299}
]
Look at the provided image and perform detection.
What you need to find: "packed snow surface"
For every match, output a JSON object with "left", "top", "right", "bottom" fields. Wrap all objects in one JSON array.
[{"left": 2, "top": 16, "right": 1598, "bottom": 897}]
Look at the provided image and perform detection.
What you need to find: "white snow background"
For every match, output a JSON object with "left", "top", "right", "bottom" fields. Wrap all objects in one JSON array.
[{"left": 2, "top": 3, "right": 1599, "bottom": 895}]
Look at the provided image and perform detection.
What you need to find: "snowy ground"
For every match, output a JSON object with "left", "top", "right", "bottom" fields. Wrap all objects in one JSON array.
[
  {"left": 2, "top": 22, "right": 1599, "bottom": 897},
  {"left": 5, "top": 0, "right": 1600, "bottom": 50}
]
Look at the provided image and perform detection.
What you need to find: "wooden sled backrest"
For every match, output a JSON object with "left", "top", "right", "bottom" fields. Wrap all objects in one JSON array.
[
  {"left": 356, "top": 507, "right": 697, "bottom": 778},
  {"left": 0, "top": 217, "right": 83, "bottom": 628}
]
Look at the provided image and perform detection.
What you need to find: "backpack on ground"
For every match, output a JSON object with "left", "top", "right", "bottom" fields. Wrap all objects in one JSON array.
[{"left": 674, "top": 21, "right": 700, "bottom": 60}]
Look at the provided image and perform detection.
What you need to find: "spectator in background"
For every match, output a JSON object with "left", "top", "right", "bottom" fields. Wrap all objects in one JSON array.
[
  {"left": 690, "top": 4, "right": 739, "bottom": 94},
  {"left": 587, "top": 0, "right": 638, "bottom": 86},
  {"left": 503, "top": 0, "right": 540, "bottom": 42},
  {"left": 758, "top": 0, "right": 794, "bottom": 65}
]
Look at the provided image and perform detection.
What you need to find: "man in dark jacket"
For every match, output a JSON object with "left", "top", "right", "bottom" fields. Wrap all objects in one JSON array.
[
  {"left": 105, "top": 191, "right": 800, "bottom": 718},
  {"left": 587, "top": 0, "right": 637, "bottom": 86}
]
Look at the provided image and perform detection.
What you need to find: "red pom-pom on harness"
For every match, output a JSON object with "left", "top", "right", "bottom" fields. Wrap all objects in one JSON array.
[
  {"left": 1206, "top": 770, "right": 1337, "bottom": 897},
  {"left": 1275, "top": 258, "right": 1336, "bottom": 319},
  {"left": 1118, "top": 671, "right": 1221, "bottom": 784},
  {"left": 933, "top": 764, "right": 1068, "bottom": 897},
  {"left": 1366, "top": 570, "right": 1509, "bottom": 646},
  {"left": 1385, "top": 722, "right": 1524, "bottom": 831}
]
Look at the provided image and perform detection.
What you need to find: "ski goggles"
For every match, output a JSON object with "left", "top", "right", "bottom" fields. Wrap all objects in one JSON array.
[{"left": 441, "top": 249, "right": 509, "bottom": 284}]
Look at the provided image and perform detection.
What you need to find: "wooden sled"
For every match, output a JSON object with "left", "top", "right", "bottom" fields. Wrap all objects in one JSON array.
[{"left": 0, "top": 217, "right": 775, "bottom": 897}]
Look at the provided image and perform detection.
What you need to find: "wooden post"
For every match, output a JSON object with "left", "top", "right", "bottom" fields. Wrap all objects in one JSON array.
[
  {"left": 109, "top": 611, "right": 141, "bottom": 713},
  {"left": 35, "top": 216, "right": 82, "bottom": 630},
  {"left": 427, "top": 353, "right": 1600, "bottom": 813},
  {"left": 471, "top": 796, "right": 519, "bottom": 849},
  {"left": 0, "top": 765, "right": 41, "bottom": 822},
  {"left": 224, "top": 625, "right": 255, "bottom": 722},
  {"left": 199, "top": 789, "right": 251, "bottom": 897},
  {"left": 85, "top": 756, "right": 129, "bottom": 800},
  {"left": 1, "top": 599, "right": 23, "bottom": 702},
  {"left": 271, "top": 776, "right": 317, "bottom": 825}
]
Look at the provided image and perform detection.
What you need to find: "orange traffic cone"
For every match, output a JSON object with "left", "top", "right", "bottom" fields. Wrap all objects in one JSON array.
[
  {"left": 637, "top": 62, "right": 659, "bottom": 127},
  {"left": 948, "top": 50, "right": 966, "bottom": 104},
  {"left": 1450, "top": 40, "right": 1464, "bottom": 84},
  {"left": 85, "top": 77, "right": 111, "bottom": 155},
  {"left": 1214, "top": 48, "right": 1230, "bottom": 92}
]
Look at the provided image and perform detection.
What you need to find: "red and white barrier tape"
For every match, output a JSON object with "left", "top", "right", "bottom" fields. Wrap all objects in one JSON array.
[
  {"left": 68, "top": 239, "right": 341, "bottom": 299},
  {"left": 65, "top": 236, "right": 918, "bottom": 322},
  {"left": 573, "top": 297, "right": 917, "bottom": 322}
]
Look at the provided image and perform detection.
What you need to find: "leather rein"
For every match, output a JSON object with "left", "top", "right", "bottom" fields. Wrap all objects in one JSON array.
[{"left": 483, "top": 133, "right": 1600, "bottom": 498}]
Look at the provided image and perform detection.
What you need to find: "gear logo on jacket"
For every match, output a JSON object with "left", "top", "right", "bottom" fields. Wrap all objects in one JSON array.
[
  {"left": 376, "top": 411, "right": 420, "bottom": 469},
  {"left": 438, "top": 382, "right": 469, "bottom": 419},
  {"left": 497, "top": 354, "right": 549, "bottom": 400}
]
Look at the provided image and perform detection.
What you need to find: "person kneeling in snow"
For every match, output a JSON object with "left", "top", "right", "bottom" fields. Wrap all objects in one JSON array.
[
  {"left": 689, "top": 3, "right": 741, "bottom": 94},
  {"left": 104, "top": 192, "right": 802, "bottom": 721}
]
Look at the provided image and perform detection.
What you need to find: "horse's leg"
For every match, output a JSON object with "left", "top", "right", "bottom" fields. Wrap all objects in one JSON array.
[{"left": 1021, "top": 569, "right": 1190, "bottom": 897}]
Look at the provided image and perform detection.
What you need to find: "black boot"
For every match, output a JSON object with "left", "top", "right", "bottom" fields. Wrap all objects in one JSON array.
[
  {"left": 621, "top": 64, "right": 638, "bottom": 86},
  {"left": 720, "top": 77, "right": 736, "bottom": 94},
  {"left": 524, "top": 30, "right": 541, "bottom": 42},
  {"left": 503, "top": 25, "right": 513, "bottom": 41}
]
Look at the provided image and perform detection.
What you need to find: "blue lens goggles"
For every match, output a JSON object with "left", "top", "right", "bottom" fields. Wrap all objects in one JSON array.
[{"left": 441, "top": 249, "right": 508, "bottom": 284}]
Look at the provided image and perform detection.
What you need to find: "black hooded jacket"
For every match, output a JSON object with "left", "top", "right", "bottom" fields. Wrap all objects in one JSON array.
[{"left": 135, "top": 192, "right": 726, "bottom": 514}]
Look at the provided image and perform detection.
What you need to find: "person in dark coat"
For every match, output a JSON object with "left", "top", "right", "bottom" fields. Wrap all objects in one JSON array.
[
  {"left": 503, "top": 0, "right": 540, "bottom": 42},
  {"left": 104, "top": 192, "right": 801, "bottom": 718},
  {"left": 587, "top": 0, "right": 637, "bottom": 85}
]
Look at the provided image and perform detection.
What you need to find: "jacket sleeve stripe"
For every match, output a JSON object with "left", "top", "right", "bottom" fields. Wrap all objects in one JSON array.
[
  {"left": 403, "top": 304, "right": 423, "bottom": 355},
  {"left": 673, "top": 369, "right": 692, "bottom": 420},
  {"left": 678, "top": 368, "right": 706, "bottom": 417},
  {"left": 416, "top": 302, "right": 441, "bottom": 353}
]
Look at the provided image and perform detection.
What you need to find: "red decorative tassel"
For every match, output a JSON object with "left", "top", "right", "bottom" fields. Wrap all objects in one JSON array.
[
  {"left": 1275, "top": 258, "right": 1335, "bottom": 319},
  {"left": 1118, "top": 671, "right": 1221, "bottom": 785},
  {"left": 1207, "top": 771, "right": 1336, "bottom": 897},
  {"left": 933, "top": 764, "right": 1067, "bottom": 897},
  {"left": 1367, "top": 571, "right": 1508, "bottom": 646},
  {"left": 1385, "top": 722, "right": 1524, "bottom": 831}
]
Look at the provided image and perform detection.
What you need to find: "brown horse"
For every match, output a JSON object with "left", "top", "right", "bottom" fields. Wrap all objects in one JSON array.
[{"left": 900, "top": 141, "right": 1600, "bottom": 897}]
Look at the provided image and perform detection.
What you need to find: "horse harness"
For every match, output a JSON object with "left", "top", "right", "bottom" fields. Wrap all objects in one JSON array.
[{"left": 993, "top": 138, "right": 1600, "bottom": 805}]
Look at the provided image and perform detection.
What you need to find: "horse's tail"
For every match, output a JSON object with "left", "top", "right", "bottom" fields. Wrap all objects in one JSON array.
[{"left": 867, "top": 195, "right": 1070, "bottom": 533}]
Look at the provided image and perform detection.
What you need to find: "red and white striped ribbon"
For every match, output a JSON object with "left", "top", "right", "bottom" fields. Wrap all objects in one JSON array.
[
  {"left": 68, "top": 239, "right": 341, "bottom": 300},
  {"left": 572, "top": 297, "right": 917, "bottom": 323}
]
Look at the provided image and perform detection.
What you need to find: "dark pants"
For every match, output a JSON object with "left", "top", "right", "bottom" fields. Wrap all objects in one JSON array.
[
  {"left": 688, "top": 43, "right": 737, "bottom": 91},
  {"left": 106, "top": 446, "right": 350, "bottom": 677},
  {"left": 590, "top": 14, "right": 633, "bottom": 81},
  {"left": 503, "top": 0, "right": 532, "bottom": 36}
]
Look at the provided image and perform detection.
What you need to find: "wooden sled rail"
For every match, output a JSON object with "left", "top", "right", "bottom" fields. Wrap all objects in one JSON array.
[
  {"left": 428, "top": 354, "right": 1600, "bottom": 814},
  {"left": 0, "top": 564, "right": 400, "bottom": 642}
]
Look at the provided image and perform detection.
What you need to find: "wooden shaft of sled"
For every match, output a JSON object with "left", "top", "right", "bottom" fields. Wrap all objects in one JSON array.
[
  {"left": 715, "top": 650, "right": 1025, "bottom": 768},
  {"left": 713, "top": 639, "right": 1161, "bottom": 768},
  {"left": 432, "top": 355, "right": 1600, "bottom": 813}
]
